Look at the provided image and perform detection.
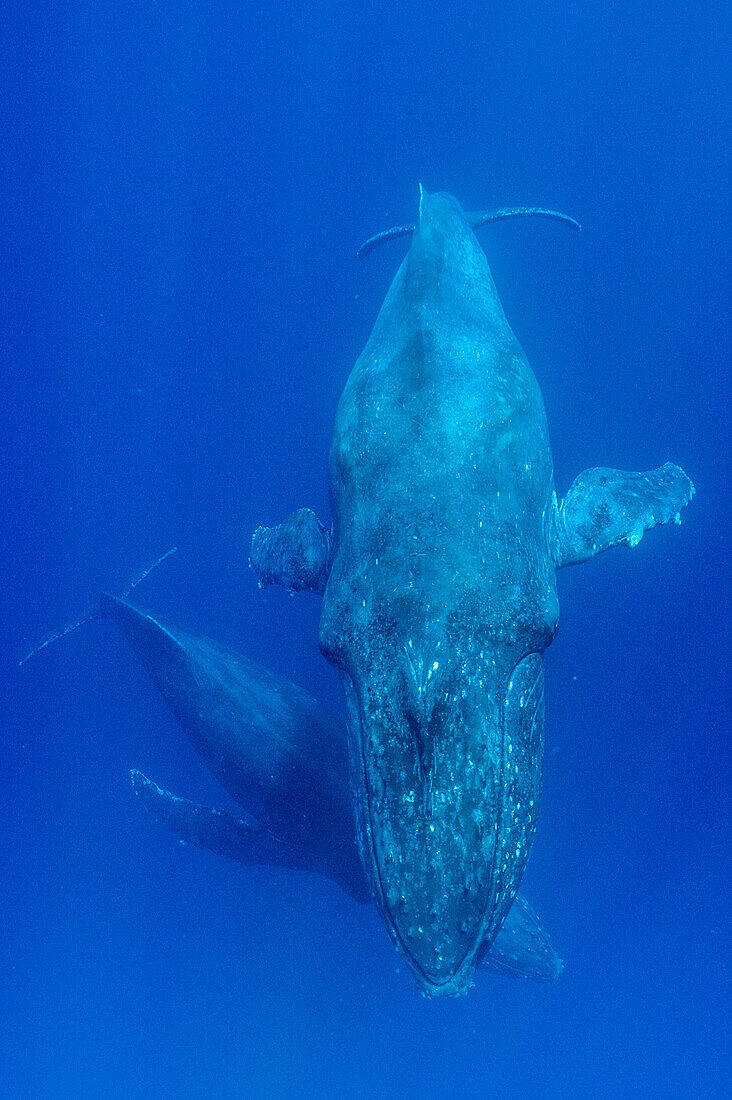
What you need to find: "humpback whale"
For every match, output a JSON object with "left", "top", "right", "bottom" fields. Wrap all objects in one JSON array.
[{"left": 250, "top": 189, "right": 694, "bottom": 996}]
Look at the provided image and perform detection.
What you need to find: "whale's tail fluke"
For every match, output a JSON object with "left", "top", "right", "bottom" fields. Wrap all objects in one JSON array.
[
  {"left": 18, "top": 547, "right": 177, "bottom": 666},
  {"left": 357, "top": 221, "right": 417, "bottom": 261},
  {"left": 357, "top": 203, "right": 581, "bottom": 261},
  {"left": 467, "top": 206, "right": 582, "bottom": 234}
]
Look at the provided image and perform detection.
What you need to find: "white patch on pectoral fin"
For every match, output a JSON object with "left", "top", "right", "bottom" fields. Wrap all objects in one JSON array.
[{"left": 554, "top": 462, "right": 694, "bottom": 568}]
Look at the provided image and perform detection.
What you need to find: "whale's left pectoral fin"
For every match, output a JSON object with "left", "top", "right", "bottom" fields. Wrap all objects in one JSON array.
[
  {"left": 483, "top": 894, "right": 562, "bottom": 982},
  {"left": 554, "top": 461, "right": 694, "bottom": 568},
  {"left": 250, "top": 507, "right": 331, "bottom": 594}
]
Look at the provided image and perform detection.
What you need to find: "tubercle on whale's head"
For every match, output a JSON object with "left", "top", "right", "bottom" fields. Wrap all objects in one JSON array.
[{"left": 320, "top": 586, "right": 553, "bottom": 997}]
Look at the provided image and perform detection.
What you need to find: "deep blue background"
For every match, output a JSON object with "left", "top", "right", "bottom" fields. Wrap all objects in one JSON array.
[{"left": 3, "top": 2, "right": 729, "bottom": 1096}]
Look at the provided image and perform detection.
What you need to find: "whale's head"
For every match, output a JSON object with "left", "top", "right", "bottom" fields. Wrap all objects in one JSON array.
[{"left": 321, "top": 564, "right": 558, "bottom": 996}]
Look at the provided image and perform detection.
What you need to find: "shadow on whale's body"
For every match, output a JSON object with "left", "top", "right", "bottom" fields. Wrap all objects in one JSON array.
[{"left": 103, "top": 594, "right": 562, "bottom": 985}]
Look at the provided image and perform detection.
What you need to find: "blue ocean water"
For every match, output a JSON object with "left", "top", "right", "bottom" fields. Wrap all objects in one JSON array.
[{"left": 3, "top": 1, "right": 729, "bottom": 1096}]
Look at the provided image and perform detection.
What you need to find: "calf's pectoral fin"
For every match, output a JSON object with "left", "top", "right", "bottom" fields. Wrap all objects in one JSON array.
[
  {"left": 131, "top": 769, "right": 305, "bottom": 872},
  {"left": 132, "top": 768, "right": 373, "bottom": 906},
  {"left": 250, "top": 507, "right": 331, "bottom": 594},
  {"left": 554, "top": 461, "right": 694, "bottom": 568}
]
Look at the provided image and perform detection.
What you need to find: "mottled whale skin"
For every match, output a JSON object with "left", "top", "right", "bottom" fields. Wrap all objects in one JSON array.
[{"left": 251, "top": 189, "right": 693, "bottom": 996}]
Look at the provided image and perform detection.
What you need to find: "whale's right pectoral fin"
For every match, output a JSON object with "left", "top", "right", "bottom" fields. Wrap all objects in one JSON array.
[
  {"left": 250, "top": 507, "right": 331, "bottom": 594},
  {"left": 554, "top": 462, "right": 694, "bottom": 569}
]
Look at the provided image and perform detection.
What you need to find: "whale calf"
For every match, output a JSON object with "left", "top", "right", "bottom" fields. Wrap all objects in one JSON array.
[{"left": 251, "top": 188, "right": 693, "bottom": 996}]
